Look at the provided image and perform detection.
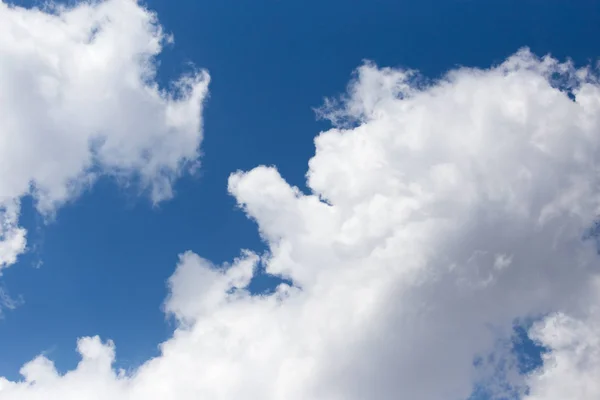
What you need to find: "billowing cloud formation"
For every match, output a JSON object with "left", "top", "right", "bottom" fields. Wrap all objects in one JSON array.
[
  {"left": 524, "top": 281, "right": 600, "bottom": 400},
  {"left": 2, "top": 49, "right": 600, "bottom": 399},
  {"left": 0, "top": 0, "right": 209, "bottom": 271}
]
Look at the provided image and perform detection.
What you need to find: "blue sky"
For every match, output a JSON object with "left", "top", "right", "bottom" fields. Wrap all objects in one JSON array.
[{"left": 1, "top": 0, "right": 600, "bottom": 398}]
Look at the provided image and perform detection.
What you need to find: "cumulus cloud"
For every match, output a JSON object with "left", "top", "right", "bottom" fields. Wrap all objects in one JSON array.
[
  {"left": 2, "top": 49, "right": 600, "bottom": 399},
  {"left": 0, "top": 0, "right": 209, "bottom": 271},
  {"left": 523, "top": 279, "right": 600, "bottom": 400}
]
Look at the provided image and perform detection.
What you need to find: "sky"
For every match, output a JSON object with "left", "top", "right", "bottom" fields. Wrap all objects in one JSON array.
[{"left": 0, "top": 0, "right": 600, "bottom": 399}]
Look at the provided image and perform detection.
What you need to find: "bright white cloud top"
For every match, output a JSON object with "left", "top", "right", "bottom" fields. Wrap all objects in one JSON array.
[
  {"left": 0, "top": 0, "right": 209, "bottom": 271},
  {"left": 1, "top": 16, "right": 600, "bottom": 399}
]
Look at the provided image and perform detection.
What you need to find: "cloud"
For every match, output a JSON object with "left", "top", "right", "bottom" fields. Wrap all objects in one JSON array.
[
  {"left": 2, "top": 49, "right": 600, "bottom": 399},
  {"left": 0, "top": 0, "right": 209, "bottom": 271},
  {"left": 523, "top": 279, "right": 600, "bottom": 400}
]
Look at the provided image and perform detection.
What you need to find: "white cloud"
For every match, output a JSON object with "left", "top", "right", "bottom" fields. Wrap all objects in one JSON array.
[
  {"left": 0, "top": 0, "right": 209, "bottom": 271},
  {"left": 523, "top": 279, "right": 600, "bottom": 400},
  {"left": 2, "top": 49, "right": 600, "bottom": 399}
]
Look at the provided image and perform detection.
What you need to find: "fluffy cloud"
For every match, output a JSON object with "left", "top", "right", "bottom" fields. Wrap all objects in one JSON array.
[
  {"left": 2, "top": 49, "right": 600, "bottom": 399},
  {"left": 0, "top": 0, "right": 209, "bottom": 271},
  {"left": 523, "top": 279, "right": 600, "bottom": 400}
]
